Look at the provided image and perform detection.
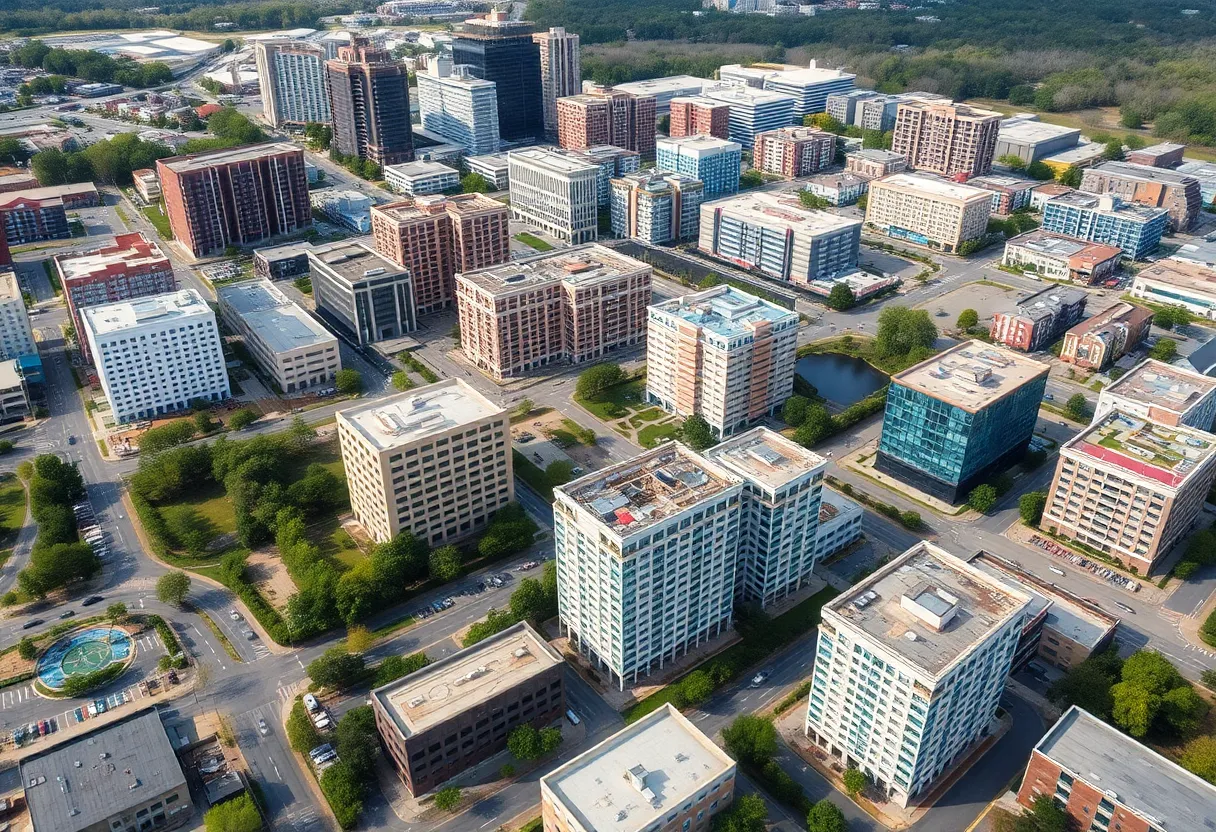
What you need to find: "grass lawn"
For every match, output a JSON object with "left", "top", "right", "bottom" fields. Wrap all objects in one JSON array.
[
  {"left": 284, "top": 441, "right": 346, "bottom": 482},
  {"left": 0, "top": 474, "right": 26, "bottom": 546},
  {"left": 142, "top": 201, "right": 173, "bottom": 240},
  {"left": 307, "top": 513, "right": 365, "bottom": 569},
  {"left": 575, "top": 376, "right": 648, "bottom": 421},
  {"left": 513, "top": 232, "right": 553, "bottom": 252},
  {"left": 638, "top": 421, "right": 681, "bottom": 449},
  {"left": 160, "top": 482, "right": 237, "bottom": 536}
]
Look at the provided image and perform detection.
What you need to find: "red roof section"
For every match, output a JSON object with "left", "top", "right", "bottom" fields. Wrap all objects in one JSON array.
[
  {"left": 1077, "top": 441, "right": 1184, "bottom": 488},
  {"left": 195, "top": 103, "right": 222, "bottom": 117}
]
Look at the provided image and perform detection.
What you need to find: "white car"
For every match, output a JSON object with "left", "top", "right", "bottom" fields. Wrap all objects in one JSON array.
[
  {"left": 303, "top": 693, "right": 320, "bottom": 713},
  {"left": 258, "top": 719, "right": 269, "bottom": 736},
  {"left": 229, "top": 609, "right": 242, "bottom": 621}
]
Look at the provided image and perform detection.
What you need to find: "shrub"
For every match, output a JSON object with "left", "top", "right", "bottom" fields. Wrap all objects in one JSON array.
[
  {"left": 17, "top": 637, "right": 36, "bottom": 661},
  {"left": 60, "top": 663, "right": 125, "bottom": 697},
  {"left": 842, "top": 767, "right": 867, "bottom": 798},
  {"left": 286, "top": 700, "right": 321, "bottom": 753},
  {"left": 204, "top": 793, "right": 261, "bottom": 832},
  {"left": 433, "top": 786, "right": 462, "bottom": 813}
]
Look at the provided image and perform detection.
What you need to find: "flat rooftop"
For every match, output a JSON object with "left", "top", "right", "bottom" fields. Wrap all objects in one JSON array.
[
  {"left": 557, "top": 443, "right": 740, "bottom": 536},
  {"left": 508, "top": 147, "right": 598, "bottom": 174},
  {"left": 1045, "top": 190, "right": 1167, "bottom": 221},
  {"left": 656, "top": 135, "right": 741, "bottom": 155},
  {"left": 1067, "top": 409, "right": 1216, "bottom": 489},
  {"left": 217, "top": 279, "right": 335, "bottom": 354},
  {"left": 373, "top": 193, "right": 505, "bottom": 222},
  {"left": 650, "top": 285, "right": 797, "bottom": 341},
  {"left": 1134, "top": 258, "right": 1216, "bottom": 294},
  {"left": 82, "top": 288, "right": 211, "bottom": 337},
  {"left": 997, "top": 118, "right": 1082, "bottom": 144},
  {"left": 705, "top": 191, "right": 862, "bottom": 236},
  {"left": 1088, "top": 160, "right": 1198, "bottom": 187},
  {"left": 828, "top": 542, "right": 1030, "bottom": 677},
  {"left": 373, "top": 621, "right": 560, "bottom": 738},
  {"left": 0, "top": 269, "right": 22, "bottom": 301},
  {"left": 158, "top": 141, "right": 302, "bottom": 172},
  {"left": 307, "top": 241, "right": 405, "bottom": 284},
  {"left": 1103, "top": 358, "right": 1216, "bottom": 417},
  {"left": 385, "top": 160, "right": 458, "bottom": 179},
  {"left": 871, "top": 173, "right": 991, "bottom": 203},
  {"left": 1040, "top": 142, "right": 1106, "bottom": 166},
  {"left": 56, "top": 232, "right": 168, "bottom": 281},
  {"left": 970, "top": 174, "right": 1037, "bottom": 190},
  {"left": 564, "top": 145, "right": 640, "bottom": 165},
  {"left": 542, "top": 704, "right": 734, "bottom": 832},
  {"left": 707, "top": 427, "right": 826, "bottom": 490},
  {"left": 1131, "top": 141, "right": 1185, "bottom": 158},
  {"left": 1035, "top": 706, "right": 1216, "bottom": 832},
  {"left": 20, "top": 709, "right": 187, "bottom": 832},
  {"left": 848, "top": 149, "right": 906, "bottom": 163},
  {"left": 0, "top": 358, "right": 23, "bottom": 390},
  {"left": 457, "top": 243, "right": 648, "bottom": 295},
  {"left": 1006, "top": 230, "right": 1122, "bottom": 265},
  {"left": 0, "top": 182, "right": 98, "bottom": 204},
  {"left": 704, "top": 85, "right": 794, "bottom": 107},
  {"left": 1014, "top": 285, "right": 1088, "bottom": 322},
  {"left": 892, "top": 340, "right": 1049, "bottom": 413},
  {"left": 465, "top": 152, "right": 511, "bottom": 170},
  {"left": 670, "top": 94, "right": 728, "bottom": 109},
  {"left": 613, "top": 75, "right": 709, "bottom": 97},
  {"left": 337, "top": 378, "right": 503, "bottom": 451},
  {"left": 1171, "top": 239, "right": 1216, "bottom": 268}
]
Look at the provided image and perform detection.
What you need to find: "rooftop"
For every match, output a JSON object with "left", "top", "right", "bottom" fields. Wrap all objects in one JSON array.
[
  {"left": 542, "top": 704, "right": 734, "bottom": 832},
  {"left": 896, "top": 100, "right": 1001, "bottom": 120},
  {"left": 1067, "top": 301, "right": 1153, "bottom": 338},
  {"left": 372, "top": 193, "right": 505, "bottom": 222},
  {"left": 969, "top": 174, "right": 1037, "bottom": 191},
  {"left": 0, "top": 181, "right": 98, "bottom": 206},
  {"left": 556, "top": 443, "right": 740, "bottom": 537},
  {"left": 562, "top": 145, "right": 641, "bottom": 166},
  {"left": 997, "top": 118, "right": 1082, "bottom": 144},
  {"left": 707, "top": 427, "right": 826, "bottom": 490},
  {"left": 508, "top": 148, "right": 598, "bottom": 175},
  {"left": 1066, "top": 409, "right": 1216, "bottom": 489},
  {"left": 385, "top": 160, "right": 459, "bottom": 179},
  {"left": 82, "top": 288, "right": 211, "bottom": 337},
  {"left": 649, "top": 285, "right": 798, "bottom": 341},
  {"left": 158, "top": 141, "right": 302, "bottom": 172},
  {"left": 0, "top": 358, "right": 22, "bottom": 390},
  {"left": 1034, "top": 706, "right": 1216, "bottom": 832},
  {"left": 216, "top": 279, "right": 335, "bottom": 354},
  {"left": 1170, "top": 239, "right": 1216, "bottom": 269},
  {"left": 456, "top": 244, "right": 648, "bottom": 295},
  {"left": 465, "top": 152, "right": 511, "bottom": 171},
  {"left": 1131, "top": 141, "right": 1186, "bottom": 158},
  {"left": 1087, "top": 160, "right": 1200, "bottom": 187},
  {"left": 56, "top": 232, "right": 169, "bottom": 282},
  {"left": 1006, "top": 230, "right": 1122, "bottom": 266},
  {"left": 871, "top": 173, "right": 991, "bottom": 204},
  {"left": 892, "top": 340, "right": 1050, "bottom": 412},
  {"left": 847, "top": 149, "right": 906, "bottom": 162},
  {"left": 306, "top": 241, "right": 406, "bottom": 285},
  {"left": 0, "top": 269, "right": 23, "bottom": 302},
  {"left": 1045, "top": 190, "right": 1168, "bottom": 222},
  {"left": 828, "top": 542, "right": 1031, "bottom": 677},
  {"left": 373, "top": 621, "right": 560, "bottom": 737},
  {"left": 669, "top": 95, "right": 729, "bottom": 109},
  {"left": 1102, "top": 358, "right": 1216, "bottom": 418},
  {"left": 1040, "top": 141, "right": 1106, "bottom": 167},
  {"left": 656, "top": 135, "right": 741, "bottom": 156},
  {"left": 1012, "top": 285, "right": 1088, "bottom": 323},
  {"left": 1135, "top": 258, "right": 1216, "bottom": 295},
  {"left": 702, "top": 191, "right": 862, "bottom": 236},
  {"left": 703, "top": 85, "right": 795, "bottom": 108},
  {"left": 20, "top": 709, "right": 187, "bottom": 832},
  {"left": 613, "top": 75, "right": 709, "bottom": 97},
  {"left": 337, "top": 378, "right": 503, "bottom": 451}
]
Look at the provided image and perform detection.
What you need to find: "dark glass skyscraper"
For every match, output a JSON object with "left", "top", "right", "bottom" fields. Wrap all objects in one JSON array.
[
  {"left": 452, "top": 11, "right": 544, "bottom": 143},
  {"left": 326, "top": 36, "right": 415, "bottom": 166}
]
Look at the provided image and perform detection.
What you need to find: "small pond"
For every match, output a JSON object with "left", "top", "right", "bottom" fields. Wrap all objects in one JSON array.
[{"left": 795, "top": 353, "right": 889, "bottom": 406}]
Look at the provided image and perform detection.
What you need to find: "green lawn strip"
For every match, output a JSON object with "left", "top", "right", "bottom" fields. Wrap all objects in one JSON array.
[
  {"left": 41, "top": 259, "right": 63, "bottom": 297},
  {"left": 637, "top": 421, "right": 681, "bottom": 448},
  {"left": 368, "top": 614, "right": 418, "bottom": 641},
  {"left": 512, "top": 450, "right": 573, "bottom": 503},
  {"left": 196, "top": 608, "right": 242, "bottom": 662},
  {"left": 573, "top": 376, "right": 648, "bottom": 421},
  {"left": 0, "top": 473, "right": 27, "bottom": 547},
  {"left": 773, "top": 680, "right": 813, "bottom": 716},
  {"left": 1201, "top": 607, "right": 1216, "bottom": 648},
  {"left": 142, "top": 201, "right": 173, "bottom": 240},
  {"left": 513, "top": 232, "right": 554, "bottom": 252}
]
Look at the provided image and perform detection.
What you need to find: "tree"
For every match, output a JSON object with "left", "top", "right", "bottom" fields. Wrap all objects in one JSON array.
[
  {"left": 286, "top": 700, "right": 321, "bottom": 752},
  {"left": 807, "top": 112, "right": 846, "bottom": 133},
  {"left": 680, "top": 669, "right": 715, "bottom": 706},
  {"left": 335, "top": 369, "right": 363, "bottom": 395},
  {"left": 781, "top": 395, "right": 810, "bottom": 427},
  {"left": 1180, "top": 735, "right": 1216, "bottom": 784},
  {"left": 204, "top": 793, "right": 261, "bottom": 832},
  {"left": 374, "top": 652, "right": 430, "bottom": 686},
  {"left": 1026, "top": 160, "right": 1055, "bottom": 181},
  {"left": 1019, "top": 491, "right": 1048, "bottom": 525},
  {"left": 429, "top": 545, "right": 462, "bottom": 582},
  {"left": 1103, "top": 139, "right": 1125, "bottom": 160},
  {"left": 288, "top": 416, "right": 316, "bottom": 450},
  {"left": 1058, "top": 165, "right": 1083, "bottom": 188},
  {"left": 957, "top": 308, "right": 979, "bottom": 330},
  {"left": 1048, "top": 650, "right": 1122, "bottom": 719},
  {"left": 509, "top": 725, "right": 545, "bottom": 763},
  {"left": 156, "top": 571, "right": 191, "bottom": 606},
  {"left": 682, "top": 413, "right": 715, "bottom": 451},
  {"left": 228, "top": 408, "right": 257, "bottom": 431},
  {"left": 793, "top": 404, "right": 834, "bottom": 447},
  {"left": 391, "top": 371, "right": 413, "bottom": 391},
  {"left": 346, "top": 625, "right": 373, "bottom": 654},
  {"left": 307, "top": 647, "right": 366, "bottom": 690},
  {"left": 997, "top": 153, "right": 1028, "bottom": 171},
  {"left": 540, "top": 726, "right": 563, "bottom": 753},
  {"left": 17, "top": 637, "right": 36, "bottom": 661},
  {"left": 460, "top": 172, "right": 489, "bottom": 193},
  {"left": 806, "top": 800, "right": 847, "bottom": 832},
  {"left": 106, "top": 602, "right": 128, "bottom": 626},
  {"left": 1153, "top": 305, "right": 1192, "bottom": 330},
  {"left": 711, "top": 793, "right": 767, "bottom": 832},
  {"left": 722, "top": 715, "right": 778, "bottom": 767},
  {"left": 1109, "top": 650, "right": 1205, "bottom": 738},
  {"left": 1149, "top": 338, "right": 1178, "bottom": 362},
  {"left": 874, "top": 306, "right": 937, "bottom": 359},
  {"left": 1011, "top": 794, "right": 1075, "bottom": 832},
  {"left": 576, "top": 363, "right": 625, "bottom": 400},
  {"left": 968, "top": 483, "right": 998, "bottom": 513},
  {"left": 509, "top": 577, "right": 551, "bottom": 623},
  {"left": 798, "top": 190, "right": 832, "bottom": 211},
  {"left": 434, "top": 787, "right": 462, "bottom": 813},
  {"left": 842, "top": 767, "right": 867, "bottom": 798},
  {"left": 194, "top": 409, "right": 216, "bottom": 435},
  {"left": 139, "top": 420, "right": 196, "bottom": 455},
  {"left": 1064, "top": 394, "right": 1089, "bottom": 421},
  {"left": 826, "top": 282, "right": 855, "bottom": 311}
]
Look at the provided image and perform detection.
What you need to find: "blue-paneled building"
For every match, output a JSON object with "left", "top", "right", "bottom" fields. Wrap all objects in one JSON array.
[
  {"left": 656, "top": 135, "right": 742, "bottom": 199},
  {"left": 1041, "top": 192, "right": 1167, "bottom": 261}
]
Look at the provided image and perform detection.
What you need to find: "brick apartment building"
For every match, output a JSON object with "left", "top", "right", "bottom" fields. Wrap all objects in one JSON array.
[
  {"left": 1080, "top": 161, "right": 1203, "bottom": 231},
  {"left": 556, "top": 89, "right": 657, "bottom": 157},
  {"left": 1059, "top": 301, "right": 1154, "bottom": 371},
  {"left": 0, "top": 193, "right": 70, "bottom": 247},
  {"left": 989, "top": 286, "right": 1088, "bottom": 353},
  {"left": 668, "top": 96, "right": 730, "bottom": 140},
  {"left": 891, "top": 100, "right": 1001, "bottom": 178},
  {"left": 1125, "top": 142, "right": 1185, "bottom": 169},
  {"left": 753, "top": 126, "right": 836, "bottom": 178}
]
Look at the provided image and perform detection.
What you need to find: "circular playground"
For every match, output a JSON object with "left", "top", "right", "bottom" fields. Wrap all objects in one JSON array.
[{"left": 36, "top": 627, "right": 134, "bottom": 691}]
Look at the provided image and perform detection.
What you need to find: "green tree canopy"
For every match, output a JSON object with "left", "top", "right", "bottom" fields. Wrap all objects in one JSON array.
[
  {"left": 307, "top": 647, "right": 366, "bottom": 690},
  {"left": 681, "top": 413, "right": 715, "bottom": 451},
  {"left": 722, "top": 715, "right": 778, "bottom": 767},
  {"left": 874, "top": 306, "right": 937, "bottom": 359},
  {"left": 968, "top": 483, "right": 998, "bottom": 513},
  {"left": 576, "top": 363, "right": 625, "bottom": 399},
  {"left": 429, "top": 545, "right": 463, "bottom": 582},
  {"left": 957, "top": 308, "right": 979, "bottom": 330},
  {"left": 806, "top": 799, "right": 847, "bottom": 832},
  {"left": 1065, "top": 394, "right": 1090, "bottom": 421},
  {"left": 1019, "top": 491, "right": 1048, "bottom": 525},
  {"left": 826, "top": 282, "right": 855, "bottom": 311},
  {"left": 156, "top": 571, "right": 191, "bottom": 606},
  {"left": 204, "top": 793, "right": 261, "bottom": 832}
]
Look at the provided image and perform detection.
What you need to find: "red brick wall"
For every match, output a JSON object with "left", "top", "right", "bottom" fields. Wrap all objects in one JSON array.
[{"left": 1018, "top": 751, "right": 1152, "bottom": 832}]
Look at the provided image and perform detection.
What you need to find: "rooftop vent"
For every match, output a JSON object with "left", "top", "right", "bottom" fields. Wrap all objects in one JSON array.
[
  {"left": 408, "top": 697, "right": 426, "bottom": 708},
  {"left": 901, "top": 583, "right": 960, "bottom": 631},
  {"left": 128, "top": 780, "right": 141, "bottom": 790},
  {"left": 627, "top": 765, "right": 648, "bottom": 792},
  {"left": 513, "top": 647, "right": 530, "bottom": 658},
  {"left": 363, "top": 268, "right": 386, "bottom": 278}
]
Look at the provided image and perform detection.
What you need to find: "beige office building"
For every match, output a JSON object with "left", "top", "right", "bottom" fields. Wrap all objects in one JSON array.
[
  {"left": 336, "top": 379, "right": 513, "bottom": 545},
  {"left": 891, "top": 100, "right": 1001, "bottom": 178},
  {"left": 865, "top": 173, "right": 992, "bottom": 253}
]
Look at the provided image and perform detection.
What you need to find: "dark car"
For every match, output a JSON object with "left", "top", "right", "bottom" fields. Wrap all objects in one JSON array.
[
  {"left": 22, "top": 619, "right": 43, "bottom": 630},
  {"left": 58, "top": 610, "right": 75, "bottom": 619},
  {"left": 81, "top": 595, "right": 104, "bottom": 607},
  {"left": 67, "top": 436, "right": 76, "bottom": 445}
]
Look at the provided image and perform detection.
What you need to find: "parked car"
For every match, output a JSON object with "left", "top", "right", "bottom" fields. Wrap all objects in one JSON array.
[
  {"left": 309, "top": 744, "right": 333, "bottom": 760},
  {"left": 22, "top": 619, "right": 42, "bottom": 630},
  {"left": 67, "top": 436, "right": 75, "bottom": 445},
  {"left": 566, "top": 709, "right": 581, "bottom": 726},
  {"left": 303, "top": 693, "right": 320, "bottom": 713},
  {"left": 81, "top": 596, "right": 104, "bottom": 606}
]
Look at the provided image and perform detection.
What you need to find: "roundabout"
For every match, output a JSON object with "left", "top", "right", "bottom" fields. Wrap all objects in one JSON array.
[{"left": 36, "top": 627, "right": 134, "bottom": 691}]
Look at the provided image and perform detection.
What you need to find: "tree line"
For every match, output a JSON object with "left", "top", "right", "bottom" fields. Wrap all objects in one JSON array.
[
  {"left": 8, "top": 455, "right": 99, "bottom": 603},
  {"left": 0, "top": 1, "right": 355, "bottom": 36},
  {"left": 8, "top": 41, "right": 172, "bottom": 88}
]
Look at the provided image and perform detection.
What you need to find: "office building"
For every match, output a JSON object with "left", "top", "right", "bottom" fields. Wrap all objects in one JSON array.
[
  {"left": 255, "top": 40, "right": 330, "bottom": 127},
  {"left": 132, "top": 168, "right": 161, "bottom": 202},
  {"left": 216, "top": 279, "right": 339, "bottom": 394},
  {"left": 702, "top": 85, "right": 795, "bottom": 148},
  {"left": 994, "top": 117, "right": 1082, "bottom": 165},
  {"left": 452, "top": 11, "right": 544, "bottom": 142},
  {"left": 865, "top": 173, "right": 991, "bottom": 254},
  {"left": 310, "top": 189, "right": 373, "bottom": 232},
  {"left": 1043, "top": 409, "right": 1216, "bottom": 573},
  {"left": 554, "top": 443, "right": 744, "bottom": 687},
  {"left": 54, "top": 232, "right": 176, "bottom": 363},
  {"left": 561, "top": 145, "right": 641, "bottom": 207},
  {"left": 813, "top": 491, "right": 863, "bottom": 563},
  {"left": 0, "top": 359, "right": 29, "bottom": 422},
  {"left": 655, "top": 135, "right": 742, "bottom": 198},
  {"left": 719, "top": 61, "right": 855, "bottom": 122},
  {"left": 1130, "top": 258, "right": 1216, "bottom": 321},
  {"left": 1171, "top": 238, "right": 1216, "bottom": 269},
  {"left": 1080, "top": 161, "right": 1202, "bottom": 232},
  {"left": 646, "top": 286, "right": 798, "bottom": 438},
  {"left": 802, "top": 172, "right": 869, "bottom": 207},
  {"left": 308, "top": 240, "right": 417, "bottom": 345},
  {"left": 1059, "top": 302, "right": 1153, "bottom": 372},
  {"left": 253, "top": 240, "right": 317, "bottom": 281},
  {"left": 698, "top": 191, "right": 861, "bottom": 286},
  {"left": 416, "top": 57, "right": 500, "bottom": 155},
  {"left": 541, "top": 704, "right": 736, "bottom": 832},
  {"left": 707, "top": 427, "right": 826, "bottom": 606},
  {"left": 534, "top": 27, "right": 580, "bottom": 139},
  {"left": 20, "top": 709, "right": 193, "bottom": 832},
  {"left": 610, "top": 171, "right": 704, "bottom": 244},
  {"left": 374, "top": 621, "right": 563, "bottom": 796},
  {"left": 158, "top": 142, "right": 312, "bottom": 258},
  {"left": 0, "top": 192, "right": 70, "bottom": 246},
  {"left": 1040, "top": 142, "right": 1107, "bottom": 176},
  {"left": 371, "top": 194, "right": 509, "bottom": 314},
  {"left": 877, "top": 341, "right": 1049, "bottom": 503},
  {"left": 82, "top": 289, "right": 229, "bottom": 425},
  {"left": 826, "top": 89, "right": 885, "bottom": 128},
  {"left": 1029, "top": 183, "right": 1075, "bottom": 212},
  {"left": 891, "top": 100, "right": 1001, "bottom": 178},
  {"left": 1018, "top": 706, "right": 1216, "bottom": 832},
  {"left": 456, "top": 244, "right": 651, "bottom": 380},
  {"left": 1095, "top": 358, "right": 1216, "bottom": 430},
  {"left": 556, "top": 89, "right": 657, "bottom": 158},
  {"left": 1125, "top": 141, "right": 1186, "bottom": 169},
  {"left": 327, "top": 36, "right": 415, "bottom": 166},
  {"left": 669, "top": 96, "right": 731, "bottom": 140},
  {"left": 464, "top": 152, "right": 511, "bottom": 190},
  {"left": 1041, "top": 192, "right": 1167, "bottom": 261},
  {"left": 507, "top": 149, "right": 598, "bottom": 244},
  {"left": 753, "top": 126, "right": 835, "bottom": 178},
  {"left": 337, "top": 378, "right": 513, "bottom": 545},
  {"left": 612, "top": 75, "right": 710, "bottom": 115},
  {"left": 968, "top": 174, "right": 1036, "bottom": 215},
  {"left": 384, "top": 161, "right": 461, "bottom": 196},
  {"left": 989, "top": 286, "right": 1088, "bottom": 353},
  {"left": 1001, "top": 231, "right": 1122, "bottom": 285},
  {"left": 0, "top": 270, "right": 35, "bottom": 362},
  {"left": 845, "top": 149, "right": 908, "bottom": 179}
]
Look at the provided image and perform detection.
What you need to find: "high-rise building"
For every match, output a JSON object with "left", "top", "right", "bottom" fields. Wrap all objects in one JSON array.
[
  {"left": 668, "top": 96, "right": 731, "bottom": 140},
  {"left": 1001, "top": 231, "right": 1123, "bottom": 285},
  {"left": 506, "top": 149, "right": 598, "bottom": 244},
  {"left": 891, "top": 100, "right": 1001, "bottom": 178},
  {"left": 326, "top": 36, "right": 415, "bottom": 166},
  {"left": 455, "top": 244, "right": 651, "bottom": 380},
  {"left": 865, "top": 173, "right": 992, "bottom": 254},
  {"left": 452, "top": 11, "right": 544, "bottom": 142},
  {"left": 371, "top": 194, "right": 509, "bottom": 315},
  {"left": 655, "top": 135, "right": 742, "bottom": 198},
  {"left": 1042, "top": 410, "right": 1216, "bottom": 573},
  {"left": 533, "top": 27, "right": 580, "bottom": 139},
  {"left": 555, "top": 90, "right": 657, "bottom": 158},
  {"left": 82, "top": 289, "right": 229, "bottom": 425},
  {"left": 416, "top": 57, "right": 500, "bottom": 155},
  {"left": 718, "top": 61, "right": 856, "bottom": 122},
  {"left": 254, "top": 40, "right": 330, "bottom": 128},
  {"left": 825, "top": 89, "right": 885, "bottom": 128},
  {"left": 989, "top": 286, "right": 1088, "bottom": 353},
  {"left": 1041, "top": 192, "right": 1168, "bottom": 261},
  {"left": 559, "top": 145, "right": 640, "bottom": 207},
  {"left": 805, "top": 542, "right": 1031, "bottom": 808},
  {"left": 1095, "top": 358, "right": 1216, "bottom": 430},
  {"left": 646, "top": 285, "right": 799, "bottom": 438},
  {"left": 336, "top": 379, "right": 513, "bottom": 545},
  {"left": 612, "top": 75, "right": 710, "bottom": 115},
  {"left": 0, "top": 270, "right": 35, "bottom": 361},
  {"left": 54, "top": 232, "right": 177, "bottom": 362},
  {"left": 876, "top": 341, "right": 1049, "bottom": 502},
  {"left": 1058, "top": 301, "right": 1153, "bottom": 372},
  {"left": 753, "top": 126, "right": 836, "bottom": 178},
  {"left": 157, "top": 143, "right": 312, "bottom": 258},
  {"left": 1079, "top": 161, "right": 1202, "bottom": 232},
  {"left": 702, "top": 85, "right": 795, "bottom": 148},
  {"left": 307, "top": 240, "right": 417, "bottom": 345},
  {"left": 610, "top": 171, "right": 704, "bottom": 244}
]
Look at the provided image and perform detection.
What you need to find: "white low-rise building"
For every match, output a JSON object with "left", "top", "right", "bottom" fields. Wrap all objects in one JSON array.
[
  {"left": 384, "top": 161, "right": 461, "bottom": 196},
  {"left": 813, "top": 490, "right": 863, "bottom": 561},
  {"left": 0, "top": 270, "right": 35, "bottom": 361},
  {"left": 1130, "top": 258, "right": 1216, "bottom": 321}
]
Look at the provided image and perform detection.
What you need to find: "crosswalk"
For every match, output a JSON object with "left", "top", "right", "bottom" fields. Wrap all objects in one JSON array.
[
  {"left": 0, "top": 684, "right": 35, "bottom": 709},
  {"left": 251, "top": 639, "right": 272, "bottom": 660}
]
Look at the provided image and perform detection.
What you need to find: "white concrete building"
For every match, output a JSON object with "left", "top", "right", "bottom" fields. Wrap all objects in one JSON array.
[
  {"left": 0, "top": 359, "right": 29, "bottom": 422},
  {"left": 416, "top": 57, "right": 500, "bottom": 155},
  {"left": 1094, "top": 358, "right": 1216, "bottom": 430},
  {"left": 507, "top": 148, "right": 598, "bottom": 244},
  {"left": 805, "top": 542, "right": 1031, "bottom": 808},
  {"left": 308, "top": 240, "right": 417, "bottom": 345},
  {"left": 702, "top": 85, "right": 795, "bottom": 148},
  {"left": 718, "top": 61, "right": 855, "bottom": 121},
  {"left": 865, "top": 173, "right": 992, "bottom": 253},
  {"left": 216, "top": 279, "right": 340, "bottom": 394},
  {"left": 254, "top": 40, "right": 331, "bottom": 127},
  {"left": 336, "top": 379, "right": 513, "bottom": 546},
  {"left": 813, "top": 490, "right": 863, "bottom": 562},
  {"left": 464, "top": 153, "right": 511, "bottom": 190},
  {"left": 0, "top": 270, "right": 35, "bottom": 361},
  {"left": 82, "top": 289, "right": 229, "bottom": 424},
  {"left": 1130, "top": 258, "right": 1216, "bottom": 321},
  {"left": 384, "top": 161, "right": 461, "bottom": 196}
]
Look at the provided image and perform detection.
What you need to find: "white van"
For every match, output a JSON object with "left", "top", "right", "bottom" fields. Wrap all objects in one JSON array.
[{"left": 303, "top": 693, "right": 320, "bottom": 713}]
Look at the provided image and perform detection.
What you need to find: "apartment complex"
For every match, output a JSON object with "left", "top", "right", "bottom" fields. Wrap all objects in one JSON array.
[
  {"left": 1041, "top": 192, "right": 1167, "bottom": 261},
  {"left": 826, "top": 91, "right": 950, "bottom": 133},
  {"left": 541, "top": 704, "right": 736, "bottom": 832},
  {"left": 384, "top": 161, "right": 461, "bottom": 196},
  {"left": 0, "top": 359, "right": 29, "bottom": 422},
  {"left": 370, "top": 194, "right": 509, "bottom": 315},
  {"left": 216, "top": 279, "right": 339, "bottom": 393},
  {"left": 669, "top": 96, "right": 731, "bottom": 140},
  {"left": 609, "top": 171, "right": 704, "bottom": 244},
  {"left": 655, "top": 135, "right": 742, "bottom": 198},
  {"left": 891, "top": 100, "right": 1000, "bottom": 177},
  {"left": 845, "top": 149, "right": 908, "bottom": 179},
  {"left": 455, "top": 244, "right": 651, "bottom": 380},
  {"left": 877, "top": 341, "right": 1049, "bottom": 502},
  {"left": 0, "top": 270, "right": 35, "bottom": 361},
  {"left": 698, "top": 191, "right": 861, "bottom": 286},
  {"left": 701, "top": 85, "right": 794, "bottom": 148},
  {"left": 1002, "top": 231, "right": 1122, "bottom": 285},
  {"left": 254, "top": 40, "right": 330, "bottom": 127},
  {"left": 416, "top": 57, "right": 500, "bottom": 155},
  {"left": 1095, "top": 358, "right": 1216, "bottom": 430},
  {"left": 989, "top": 286, "right": 1088, "bottom": 353},
  {"left": 452, "top": 11, "right": 544, "bottom": 142},
  {"left": 646, "top": 286, "right": 798, "bottom": 438},
  {"left": 1080, "top": 161, "right": 1202, "bottom": 232},
  {"left": 507, "top": 148, "right": 599, "bottom": 244},
  {"left": 157, "top": 142, "right": 312, "bottom": 258},
  {"left": 719, "top": 61, "right": 855, "bottom": 122},
  {"left": 752, "top": 126, "right": 835, "bottom": 178},
  {"left": 1059, "top": 301, "right": 1153, "bottom": 371},
  {"left": 969, "top": 174, "right": 1036, "bottom": 216},
  {"left": 802, "top": 172, "right": 870, "bottom": 207},
  {"left": 556, "top": 89, "right": 657, "bottom": 158},
  {"left": 327, "top": 36, "right": 415, "bottom": 166},
  {"left": 865, "top": 173, "right": 991, "bottom": 253},
  {"left": 82, "top": 289, "right": 229, "bottom": 425},
  {"left": 336, "top": 378, "right": 513, "bottom": 545},
  {"left": 1129, "top": 258, "right": 1216, "bottom": 321},
  {"left": 814, "top": 491, "right": 864, "bottom": 563},
  {"left": 554, "top": 443, "right": 744, "bottom": 688},
  {"left": 373, "top": 621, "right": 563, "bottom": 796},
  {"left": 0, "top": 192, "right": 71, "bottom": 246},
  {"left": 307, "top": 240, "right": 417, "bottom": 345},
  {"left": 1041, "top": 410, "right": 1216, "bottom": 572},
  {"left": 533, "top": 27, "right": 580, "bottom": 139},
  {"left": 805, "top": 542, "right": 1030, "bottom": 808}
]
